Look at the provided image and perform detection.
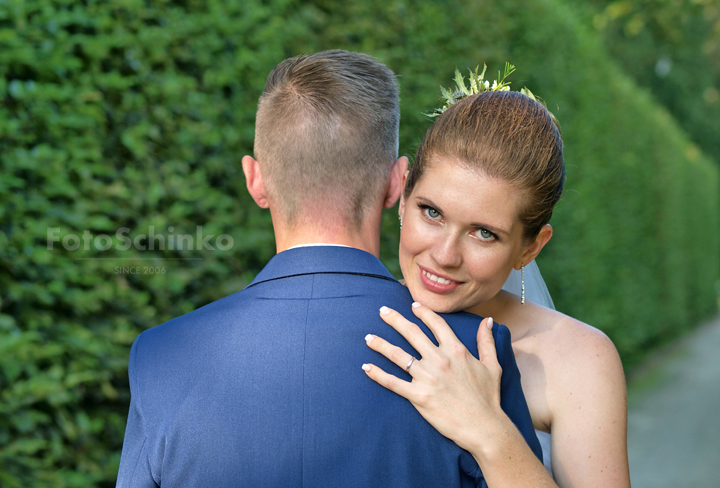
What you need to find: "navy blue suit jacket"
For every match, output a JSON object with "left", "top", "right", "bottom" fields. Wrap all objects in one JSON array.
[{"left": 117, "top": 246, "right": 541, "bottom": 487}]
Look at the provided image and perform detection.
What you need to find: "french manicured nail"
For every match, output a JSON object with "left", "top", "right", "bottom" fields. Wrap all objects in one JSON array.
[
  {"left": 487, "top": 317, "right": 494, "bottom": 329},
  {"left": 380, "top": 306, "right": 390, "bottom": 314},
  {"left": 362, "top": 364, "right": 371, "bottom": 371},
  {"left": 412, "top": 302, "right": 421, "bottom": 308},
  {"left": 365, "top": 334, "right": 375, "bottom": 343}
]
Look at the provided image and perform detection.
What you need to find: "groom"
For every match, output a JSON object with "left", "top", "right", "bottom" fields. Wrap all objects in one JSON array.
[{"left": 116, "top": 50, "right": 540, "bottom": 487}]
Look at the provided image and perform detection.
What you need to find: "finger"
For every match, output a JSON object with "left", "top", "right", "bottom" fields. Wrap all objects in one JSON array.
[
  {"left": 378, "top": 306, "right": 436, "bottom": 357},
  {"left": 361, "top": 363, "right": 415, "bottom": 399},
  {"left": 476, "top": 317, "right": 500, "bottom": 369},
  {"left": 365, "top": 333, "right": 418, "bottom": 374},
  {"left": 410, "top": 302, "right": 461, "bottom": 346}
]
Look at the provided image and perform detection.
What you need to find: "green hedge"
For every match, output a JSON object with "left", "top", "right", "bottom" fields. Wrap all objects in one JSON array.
[
  {"left": 0, "top": 0, "right": 717, "bottom": 485},
  {"left": 487, "top": 0, "right": 720, "bottom": 361},
  {"left": 566, "top": 0, "right": 720, "bottom": 165}
]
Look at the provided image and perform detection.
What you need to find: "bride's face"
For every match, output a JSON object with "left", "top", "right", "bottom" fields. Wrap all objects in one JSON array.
[{"left": 399, "top": 160, "right": 528, "bottom": 313}]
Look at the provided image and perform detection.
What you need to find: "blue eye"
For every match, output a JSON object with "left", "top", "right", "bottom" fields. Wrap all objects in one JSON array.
[
  {"left": 419, "top": 204, "right": 442, "bottom": 220},
  {"left": 476, "top": 228, "right": 496, "bottom": 241}
]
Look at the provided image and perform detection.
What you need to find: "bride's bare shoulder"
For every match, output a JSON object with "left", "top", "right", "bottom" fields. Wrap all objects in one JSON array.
[
  {"left": 524, "top": 305, "right": 625, "bottom": 397},
  {"left": 514, "top": 301, "right": 621, "bottom": 373},
  {"left": 477, "top": 291, "right": 620, "bottom": 369},
  {"left": 518, "top": 301, "right": 608, "bottom": 345}
]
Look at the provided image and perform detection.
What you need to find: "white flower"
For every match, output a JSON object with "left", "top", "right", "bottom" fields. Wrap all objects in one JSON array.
[
  {"left": 491, "top": 81, "right": 498, "bottom": 90},
  {"left": 484, "top": 80, "right": 490, "bottom": 89}
]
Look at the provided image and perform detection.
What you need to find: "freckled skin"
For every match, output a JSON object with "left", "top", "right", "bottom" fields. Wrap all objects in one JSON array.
[
  {"left": 398, "top": 160, "right": 630, "bottom": 487},
  {"left": 399, "top": 161, "right": 527, "bottom": 313}
]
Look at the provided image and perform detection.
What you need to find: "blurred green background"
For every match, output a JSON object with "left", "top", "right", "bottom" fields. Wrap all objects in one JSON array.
[{"left": 1, "top": 0, "right": 718, "bottom": 485}]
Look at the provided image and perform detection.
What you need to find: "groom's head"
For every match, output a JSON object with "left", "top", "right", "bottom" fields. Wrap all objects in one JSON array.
[{"left": 245, "top": 50, "right": 402, "bottom": 229}]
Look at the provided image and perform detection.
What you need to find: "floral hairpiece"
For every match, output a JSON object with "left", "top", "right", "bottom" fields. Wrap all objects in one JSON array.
[{"left": 426, "top": 62, "right": 537, "bottom": 117}]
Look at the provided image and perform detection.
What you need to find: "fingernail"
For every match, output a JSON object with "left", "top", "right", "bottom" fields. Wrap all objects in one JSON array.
[
  {"left": 362, "top": 364, "right": 371, "bottom": 372},
  {"left": 412, "top": 302, "right": 421, "bottom": 308},
  {"left": 380, "top": 306, "right": 390, "bottom": 314},
  {"left": 487, "top": 317, "right": 494, "bottom": 329},
  {"left": 365, "top": 334, "right": 374, "bottom": 343}
]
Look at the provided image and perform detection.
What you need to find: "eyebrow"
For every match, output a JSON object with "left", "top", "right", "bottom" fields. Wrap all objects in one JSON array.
[{"left": 415, "top": 196, "right": 512, "bottom": 237}]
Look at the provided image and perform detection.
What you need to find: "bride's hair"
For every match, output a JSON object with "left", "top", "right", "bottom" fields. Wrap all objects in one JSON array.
[{"left": 404, "top": 91, "right": 564, "bottom": 242}]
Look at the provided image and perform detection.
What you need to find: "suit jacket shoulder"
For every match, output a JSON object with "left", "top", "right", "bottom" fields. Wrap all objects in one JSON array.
[{"left": 117, "top": 246, "right": 540, "bottom": 488}]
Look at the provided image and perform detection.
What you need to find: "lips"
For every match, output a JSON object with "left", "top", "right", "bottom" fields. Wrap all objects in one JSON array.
[{"left": 418, "top": 265, "right": 461, "bottom": 294}]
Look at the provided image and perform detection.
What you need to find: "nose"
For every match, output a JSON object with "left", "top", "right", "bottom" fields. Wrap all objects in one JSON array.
[{"left": 429, "top": 233, "right": 462, "bottom": 269}]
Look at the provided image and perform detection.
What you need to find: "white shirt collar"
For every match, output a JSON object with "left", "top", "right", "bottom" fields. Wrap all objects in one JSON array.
[{"left": 287, "top": 243, "right": 352, "bottom": 250}]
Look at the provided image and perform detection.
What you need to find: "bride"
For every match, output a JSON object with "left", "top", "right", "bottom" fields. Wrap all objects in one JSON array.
[{"left": 362, "top": 78, "right": 630, "bottom": 487}]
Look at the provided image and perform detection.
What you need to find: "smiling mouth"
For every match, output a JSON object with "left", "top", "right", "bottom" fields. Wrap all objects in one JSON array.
[
  {"left": 418, "top": 266, "right": 461, "bottom": 293},
  {"left": 422, "top": 269, "right": 457, "bottom": 285}
]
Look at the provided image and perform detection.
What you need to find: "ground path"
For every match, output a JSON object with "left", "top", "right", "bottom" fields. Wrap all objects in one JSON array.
[{"left": 627, "top": 314, "right": 720, "bottom": 487}]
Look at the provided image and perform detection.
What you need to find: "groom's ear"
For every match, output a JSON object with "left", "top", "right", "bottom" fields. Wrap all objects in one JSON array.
[
  {"left": 383, "top": 156, "right": 409, "bottom": 209},
  {"left": 516, "top": 224, "right": 553, "bottom": 269},
  {"left": 242, "top": 155, "right": 270, "bottom": 209}
]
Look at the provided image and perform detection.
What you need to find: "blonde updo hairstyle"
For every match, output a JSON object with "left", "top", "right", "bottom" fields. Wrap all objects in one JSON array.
[{"left": 404, "top": 90, "right": 565, "bottom": 242}]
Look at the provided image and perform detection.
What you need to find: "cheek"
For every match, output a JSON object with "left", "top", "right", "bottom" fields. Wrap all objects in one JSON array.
[
  {"left": 399, "top": 219, "right": 436, "bottom": 262},
  {"left": 398, "top": 232, "right": 418, "bottom": 277},
  {"left": 462, "top": 246, "right": 515, "bottom": 286}
]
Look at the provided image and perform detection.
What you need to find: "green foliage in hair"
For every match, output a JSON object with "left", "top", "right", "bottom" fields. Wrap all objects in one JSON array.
[
  {"left": 428, "top": 62, "right": 520, "bottom": 117},
  {"left": 426, "top": 63, "right": 557, "bottom": 125}
]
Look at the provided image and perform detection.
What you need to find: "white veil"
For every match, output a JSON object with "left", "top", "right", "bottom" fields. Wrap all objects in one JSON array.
[{"left": 501, "top": 260, "right": 555, "bottom": 310}]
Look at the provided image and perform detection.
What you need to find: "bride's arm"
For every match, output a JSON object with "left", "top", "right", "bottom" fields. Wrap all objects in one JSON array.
[
  {"left": 362, "top": 303, "right": 556, "bottom": 487},
  {"left": 542, "top": 320, "right": 630, "bottom": 486}
]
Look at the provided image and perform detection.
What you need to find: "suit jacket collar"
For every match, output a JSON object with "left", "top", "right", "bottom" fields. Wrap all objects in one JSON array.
[{"left": 246, "top": 246, "right": 398, "bottom": 288}]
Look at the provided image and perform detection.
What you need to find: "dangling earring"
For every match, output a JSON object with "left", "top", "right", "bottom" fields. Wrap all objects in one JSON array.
[
  {"left": 399, "top": 215, "right": 403, "bottom": 230},
  {"left": 520, "top": 263, "right": 525, "bottom": 305}
]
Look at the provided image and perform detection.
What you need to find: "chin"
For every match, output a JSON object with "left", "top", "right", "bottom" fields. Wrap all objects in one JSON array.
[{"left": 410, "top": 288, "right": 466, "bottom": 314}]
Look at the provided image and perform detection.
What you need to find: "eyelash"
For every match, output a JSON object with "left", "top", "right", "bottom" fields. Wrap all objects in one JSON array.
[
  {"left": 418, "top": 204, "right": 442, "bottom": 221},
  {"left": 475, "top": 228, "right": 498, "bottom": 242},
  {"left": 417, "top": 203, "right": 499, "bottom": 242}
]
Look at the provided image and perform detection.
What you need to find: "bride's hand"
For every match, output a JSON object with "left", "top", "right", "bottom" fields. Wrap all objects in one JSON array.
[{"left": 362, "top": 302, "right": 504, "bottom": 452}]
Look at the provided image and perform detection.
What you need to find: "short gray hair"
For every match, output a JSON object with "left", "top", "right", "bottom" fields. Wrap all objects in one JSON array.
[{"left": 254, "top": 50, "right": 400, "bottom": 226}]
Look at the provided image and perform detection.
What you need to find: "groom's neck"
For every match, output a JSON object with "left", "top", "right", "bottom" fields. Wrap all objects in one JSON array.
[{"left": 271, "top": 207, "right": 382, "bottom": 257}]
